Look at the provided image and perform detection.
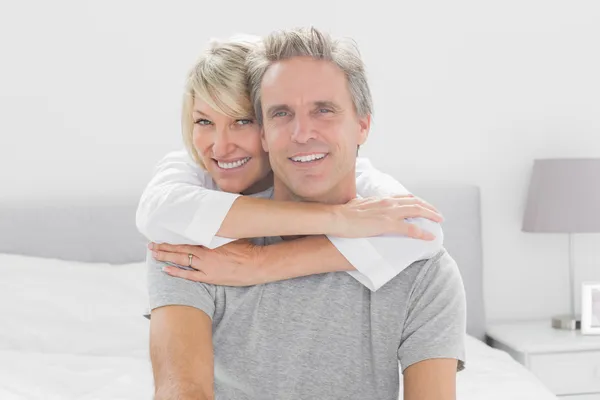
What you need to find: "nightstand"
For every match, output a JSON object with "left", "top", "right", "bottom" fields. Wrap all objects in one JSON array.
[{"left": 487, "top": 320, "right": 600, "bottom": 399}]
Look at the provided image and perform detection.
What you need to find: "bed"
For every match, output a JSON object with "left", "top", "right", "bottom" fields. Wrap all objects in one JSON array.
[{"left": 0, "top": 186, "right": 558, "bottom": 399}]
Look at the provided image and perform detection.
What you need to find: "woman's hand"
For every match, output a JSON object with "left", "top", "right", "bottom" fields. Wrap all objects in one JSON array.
[
  {"left": 333, "top": 195, "right": 443, "bottom": 240},
  {"left": 149, "top": 240, "right": 267, "bottom": 286}
]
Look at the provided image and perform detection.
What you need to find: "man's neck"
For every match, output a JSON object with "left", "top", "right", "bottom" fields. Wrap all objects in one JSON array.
[
  {"left": 241, "top": 170, "right": 274, "bottom": 196},
  {"left": 273, "top": 170, "right": 357, "bottom": 206},
  {"left": 272, "top": 171, "right": 356, "bottom": 241}
]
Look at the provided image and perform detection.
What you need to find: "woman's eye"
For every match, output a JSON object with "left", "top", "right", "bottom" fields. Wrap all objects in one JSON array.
[
  {"left": 194, "top": 119, "right": 212, "bottom": 126},
  {"left": 235, "top": 119, "right": 253, "bottom": 126}
]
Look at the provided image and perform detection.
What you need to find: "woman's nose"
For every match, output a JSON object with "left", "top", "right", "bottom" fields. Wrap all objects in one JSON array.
[{"left": 212, "top": 128, "right": 236, "bottom": 157}]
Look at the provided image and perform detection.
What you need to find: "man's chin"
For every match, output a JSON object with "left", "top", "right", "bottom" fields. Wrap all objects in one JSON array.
[{"left": 288, "top": 182, "right": 332, "bottom": 201}]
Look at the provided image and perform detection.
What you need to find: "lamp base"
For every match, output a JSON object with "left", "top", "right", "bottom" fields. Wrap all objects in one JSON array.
[{"left": 551, "top": 314, "right": 581, "bottom": 330}]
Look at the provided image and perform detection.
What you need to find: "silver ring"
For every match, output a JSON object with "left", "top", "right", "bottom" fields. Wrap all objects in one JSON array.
[{"left": 188, "top": 253, "right": 193, "bottom": 267}]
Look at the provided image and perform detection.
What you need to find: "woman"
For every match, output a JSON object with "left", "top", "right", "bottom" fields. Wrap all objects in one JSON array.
[{"left": 137, "top": 35, "right": 444, "bottom": 291}]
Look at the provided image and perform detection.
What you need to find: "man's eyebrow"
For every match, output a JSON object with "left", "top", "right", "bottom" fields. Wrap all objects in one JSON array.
[
  {"left": 265, "top": 102, "right": 341, "bottom": 116},
  {"left": 265, "top": 104, "right": 290, "bottom": 116},
  {"left": 314, "top": 101, "right": 341, "bottom": 110}
]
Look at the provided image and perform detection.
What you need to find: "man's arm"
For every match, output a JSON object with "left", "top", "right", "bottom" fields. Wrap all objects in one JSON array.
[
  {"left": 150, "top": 305, "right": 214, "bottom": 400},
  {"left": 398, "top": 251, "right": 466, "bottom": 400},
  {"left": 403, "top": 359, "right": 458, "bottom": 400},
  {"left": 146, "top": 249, "right": 218, "bottom": 399}
]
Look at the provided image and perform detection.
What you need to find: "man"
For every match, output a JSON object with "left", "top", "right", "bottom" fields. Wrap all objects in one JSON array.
[{"left": 148, "top": 27, "right": 466, "bottom": 400}]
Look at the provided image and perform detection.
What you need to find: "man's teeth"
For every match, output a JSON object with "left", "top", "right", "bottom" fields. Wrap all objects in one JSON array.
[
  {"left": 218, "top": 157, "right": 251, "bottom": 169},
  {"left": 290, "top": 153, "right": 327, "bottom": 163}
]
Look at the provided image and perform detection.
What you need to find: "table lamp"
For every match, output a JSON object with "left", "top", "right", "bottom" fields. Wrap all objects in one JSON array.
[{"left": 522, "top": 158, "right": 600, "bottom": 330}]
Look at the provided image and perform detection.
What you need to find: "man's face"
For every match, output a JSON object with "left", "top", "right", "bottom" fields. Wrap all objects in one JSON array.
[{"left": 260, "top": 56, "right": 370, "bottom": 200}]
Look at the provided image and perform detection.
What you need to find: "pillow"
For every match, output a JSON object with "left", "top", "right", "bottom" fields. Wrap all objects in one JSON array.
[{"left": 0, "top": 253, "right": 149, "bottom": 358}]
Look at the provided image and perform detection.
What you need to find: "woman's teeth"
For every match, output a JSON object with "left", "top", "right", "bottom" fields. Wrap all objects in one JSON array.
[
  {"left": 217, "top": 157, "right": 251, "bottom": 169},
  {"left": 290, "top": 153, "right": 327, "bottom": 163}
]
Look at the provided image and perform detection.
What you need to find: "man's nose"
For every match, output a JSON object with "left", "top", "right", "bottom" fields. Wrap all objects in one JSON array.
[
  {"left": 212, "top": 127, "right": 236, "bottom": 157},
  {"left": 291, "top": 114, "right": 317, "bottom": 144}
]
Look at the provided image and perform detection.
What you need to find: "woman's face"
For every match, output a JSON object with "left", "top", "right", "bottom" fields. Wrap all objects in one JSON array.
[{"left": 192, "top": 97, "right": 272, "bottom": 194}]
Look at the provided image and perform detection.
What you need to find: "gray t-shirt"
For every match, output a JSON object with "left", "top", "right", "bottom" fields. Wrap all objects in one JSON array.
[{"left": 147, "top": 240, "right": 466, "bottom": 400}]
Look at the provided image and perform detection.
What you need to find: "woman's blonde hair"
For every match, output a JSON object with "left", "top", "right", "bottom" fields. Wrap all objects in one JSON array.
[{"left": 182, "top": 34, "right": 261, "bottom": 168}]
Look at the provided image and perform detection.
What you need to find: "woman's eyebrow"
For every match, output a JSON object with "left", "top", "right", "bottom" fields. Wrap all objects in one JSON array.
[{"left": 192, "top": 110, "right": 210, "bottom": 117}]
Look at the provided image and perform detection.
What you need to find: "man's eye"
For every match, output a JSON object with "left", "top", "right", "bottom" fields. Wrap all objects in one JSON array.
[
  {"left": 273, "top": 111, "right": 288, "bottom": 118},
  {"left": 194, "top": 119, "right": 212, "bottom": 126},
  {"left": 235, "top": 119, "right": 253, "bottom": 126},
  {"left": 318, "top": 108, "right": 332, "bottom": 114}
]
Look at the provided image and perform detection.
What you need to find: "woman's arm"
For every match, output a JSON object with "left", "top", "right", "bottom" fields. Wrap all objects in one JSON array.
[
  {"left": 136, "top": 150, "right": 340, "bottom": 247},
  {"left": 153, "top": 227, "right": 436, "bottom": 289},
  {"left": 141, "top": 151, "right": 444, "bottom": 291},
  {"left": 154, "top": 236, "right": 354, "bottom": 286},
  {"left": 137, "top": 151, "right": 440, "bottom": 248}
]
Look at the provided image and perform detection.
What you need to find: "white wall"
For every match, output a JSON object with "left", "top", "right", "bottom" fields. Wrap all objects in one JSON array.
[{"left": 1, "top": 0, "right": 599, "bottom": 323}]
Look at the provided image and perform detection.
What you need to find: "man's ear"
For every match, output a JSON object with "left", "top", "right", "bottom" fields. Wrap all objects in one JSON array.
[
  {"left": 261, "top": 127, "right": 269, "bottom": 152},
  {"left": 357, "top": 114, "right": 371, "bottom": 145}
]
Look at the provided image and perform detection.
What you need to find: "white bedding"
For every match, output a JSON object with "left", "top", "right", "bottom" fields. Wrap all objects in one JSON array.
[{"left": 0, "top": 254, "right": 557, "bottom": 399}]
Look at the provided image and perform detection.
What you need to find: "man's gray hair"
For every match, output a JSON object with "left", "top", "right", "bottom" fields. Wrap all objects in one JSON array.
[{"left": 246, "top": 27, "right": 373, "bottom": 126}]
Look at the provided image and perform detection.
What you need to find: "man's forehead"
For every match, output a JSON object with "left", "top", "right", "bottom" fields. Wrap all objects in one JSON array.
[{"left": 261, "top": 57, "right": 349, "bottom": 104}]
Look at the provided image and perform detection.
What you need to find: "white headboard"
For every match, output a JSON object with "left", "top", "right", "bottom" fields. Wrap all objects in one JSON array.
[
  {"left": 410, "top": 184, "right": 486, "bottom": 340},
  {"left": 0, "top": 185, "right": 486, "bottom": 339}
]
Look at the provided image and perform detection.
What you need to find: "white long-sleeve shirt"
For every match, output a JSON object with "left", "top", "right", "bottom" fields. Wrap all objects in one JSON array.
[{"left": 136, "top": 150, "right": 443, "bottom": 291}]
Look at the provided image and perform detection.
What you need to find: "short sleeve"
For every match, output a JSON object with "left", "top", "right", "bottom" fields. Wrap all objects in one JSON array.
[
  {"left": 146, "top": 249, "right": 216, "bottom": 320},
  {"left": 397, "top": 250, "right": 467, "bottom": 373}
]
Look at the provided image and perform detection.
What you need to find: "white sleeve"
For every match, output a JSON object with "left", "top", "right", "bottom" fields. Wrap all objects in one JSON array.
[
  {"left": 328, "top": 157, "right": 444, "bottom": 291},
  {"left": 135, "top": 150, "right": 240, "bottom": 248}
]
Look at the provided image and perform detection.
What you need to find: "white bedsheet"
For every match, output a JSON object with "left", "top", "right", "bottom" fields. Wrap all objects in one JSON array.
[
  {"left": 0, "top": 253, "right": 557, "bottom": 399},
  {"left": 456, "top": 337, "right": 557, "bottom": 400}
]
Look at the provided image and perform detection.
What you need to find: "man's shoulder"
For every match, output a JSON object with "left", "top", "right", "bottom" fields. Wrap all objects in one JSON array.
[
  {"left": 391, "top": 249, "right": 462, "bottom": 291},
  {"left": 410, "top": 248, "right": 455, "bottom": 273},
  {"left": 146, "top": 250, "right": 218, "bottom": 317}
]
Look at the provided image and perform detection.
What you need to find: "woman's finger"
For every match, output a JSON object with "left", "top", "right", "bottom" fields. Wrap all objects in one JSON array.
[
  {"left": 412, "top": 199, "right": 438, "bottom": 213},
  {"left": 150, "top": 242, "right": 201, "bottom": 255},
  {"left": 150, "top": 242, "right": 183, "bottom": 253},
  {"left": 402, "top": 222, "right": 436, "bottom": 241},
  {"left": 395, "top": 197, "right": 439, "bottom": 213},
  {"left": 162, "top": 265, "right": 208, "bottom": 282},
  {"left": 361, "top": 197, "right": 440, "bottom": 216},
  {"left": 399, "top": 204, "right": 444, "bottom": 222},
  {"left": 152, "top": 249, "right": 195, "bottom": 269}
]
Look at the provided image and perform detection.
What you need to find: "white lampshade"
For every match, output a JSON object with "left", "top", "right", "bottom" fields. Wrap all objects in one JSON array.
[{"left": 522, "top": 158, "right": 600, "bottom": 233}]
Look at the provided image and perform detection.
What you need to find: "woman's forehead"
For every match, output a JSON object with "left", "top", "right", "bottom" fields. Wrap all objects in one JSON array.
[{"left": 193, "top": 95, "right": 253, "bottom": 120}]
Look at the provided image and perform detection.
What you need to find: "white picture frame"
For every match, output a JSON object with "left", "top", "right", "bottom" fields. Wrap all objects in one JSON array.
[{"left": 581, "top": 282, "right": 600, "bottom": 335}]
